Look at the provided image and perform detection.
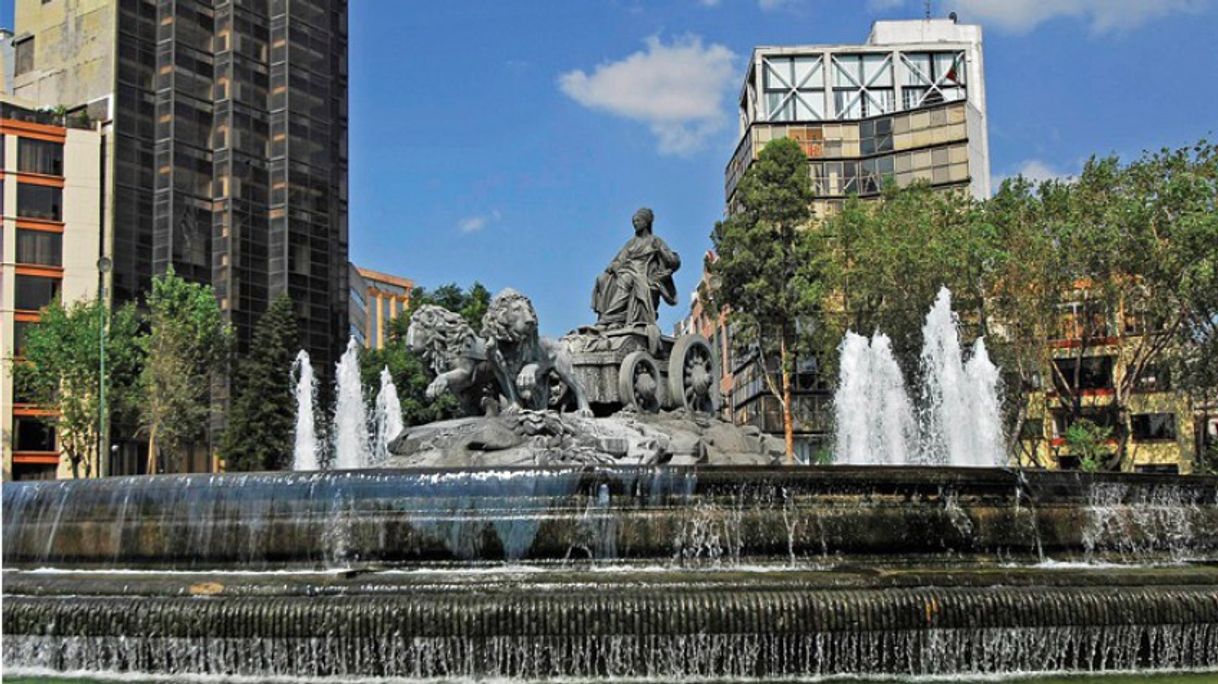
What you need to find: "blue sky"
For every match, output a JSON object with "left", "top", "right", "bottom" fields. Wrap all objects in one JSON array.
[{"left": 4, "top": 0, "right": 1216, "bottom": 335}]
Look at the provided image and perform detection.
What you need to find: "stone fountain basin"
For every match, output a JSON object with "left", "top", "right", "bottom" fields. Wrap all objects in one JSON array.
[{"left": 4, "top": 465, "right": 1216, "bottom": 569}]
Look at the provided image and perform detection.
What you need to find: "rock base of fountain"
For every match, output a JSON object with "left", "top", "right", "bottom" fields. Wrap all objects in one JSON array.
[{"left": 386, "top": 409, "right": 785, "bottom": 467}]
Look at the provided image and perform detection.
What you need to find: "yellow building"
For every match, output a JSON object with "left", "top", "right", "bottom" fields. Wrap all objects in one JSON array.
[
  {"left": 1, "top": 97, "right": 106, "bottom": 481},
  {"left": 348, "top": 264, "right": 413, "bottom": 350},
  {"left": 1017, "top": 294, "right": 1203, "bottom": 474}
]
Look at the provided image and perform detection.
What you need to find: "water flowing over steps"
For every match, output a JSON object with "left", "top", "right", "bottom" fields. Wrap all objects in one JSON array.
[
  {"left": 5, "top": 566, "right": 1218, "bottom": 678},
  {"left": 4, "top": 465, "right": 1218, "bottom": 678}
]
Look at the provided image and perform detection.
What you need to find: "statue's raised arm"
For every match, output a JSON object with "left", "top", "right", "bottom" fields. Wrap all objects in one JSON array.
[{"left": 591, "top": 207, "right": 681, "bottom": 330}]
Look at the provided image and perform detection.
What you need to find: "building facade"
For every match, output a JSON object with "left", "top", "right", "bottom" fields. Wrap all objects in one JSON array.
[
  {"left": 1, "top": 99, "right": 104, "bottom": 481},
  {"left": 1016, "top": 291, "right": 1209, "bottom": 474},
  {"left": 11, "top": 0, "right": 350, "bottom": 471},
  {"left": 348, "top": 263, "right": 412, "bottom": 350},
  {"left": 711, "top": 19, "right": 990, "bottom": 460}
]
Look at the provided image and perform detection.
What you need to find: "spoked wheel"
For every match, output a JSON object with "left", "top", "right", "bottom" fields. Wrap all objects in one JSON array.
[
  {"left": 668, "top": 335, "right": 720, "bottom": 414},
  {"left": 618, "top": 351, "right": 662, "bottom": 413}
]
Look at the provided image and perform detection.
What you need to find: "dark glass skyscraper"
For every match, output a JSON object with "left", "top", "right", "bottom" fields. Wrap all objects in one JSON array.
[{"left": 16, "top": 0, "right": 349, "bottom": 370}]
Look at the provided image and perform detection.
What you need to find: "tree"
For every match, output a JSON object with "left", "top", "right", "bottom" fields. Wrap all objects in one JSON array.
[
  {"left": 139, "top": 267, "right": 231, "bottom": 473},
  {"left": 359, "top": 282, "right": 491, "bottom": 427},
  {"left": 221, "top": 293, "right": 300, "bottom": 471},
  {"left": 16, "top": 299, "right": 141, "bottom": 478},
  {"left": 710, "top": 138, "right": 821, "bottom": 461},
  {"left": 822, "top": 182, "right": 994, "bottom": 376}
]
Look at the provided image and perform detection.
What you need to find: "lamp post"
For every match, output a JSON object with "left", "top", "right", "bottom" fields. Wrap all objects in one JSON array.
[{"left": 97, "top": 256, "right": 112, "bottom": 478}]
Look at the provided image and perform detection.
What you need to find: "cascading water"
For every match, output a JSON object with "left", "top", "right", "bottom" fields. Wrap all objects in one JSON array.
[
  {"left": 291, "top": 350, "right": 320, "bottom": 471},
  {"left": 918, "top": 287, "right": 1004, "bottom": 466},
  {"left": 332, "top": 337, "right": 370, "bottom": 470},
  {"left": 963, "top": 336, "right": 1004, "bottom": 466},
  {"left": 372, "top": 366, "right": 403, "bottom": 465},
  {"left": 834, "top": 287, "right": 1004, "bottom": 466},
  {"left": 834, "top": 332, "right": 916, "bottom": 465}
]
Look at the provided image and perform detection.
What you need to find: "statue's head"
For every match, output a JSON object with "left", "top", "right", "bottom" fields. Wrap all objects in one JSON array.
[
  {"left": 407, "top": 305, "right": 476, "bottom": 371},
  {"left": 632, "top": 207, "right": 654, "bottom": 235},
  {"left": 481, "top": 288, "right": 539, "bottom": 345}
]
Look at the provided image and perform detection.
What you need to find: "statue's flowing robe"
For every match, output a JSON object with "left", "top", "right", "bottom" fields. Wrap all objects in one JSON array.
[{"left": 592, "top": 233, "right": 680, "bottom": 327}]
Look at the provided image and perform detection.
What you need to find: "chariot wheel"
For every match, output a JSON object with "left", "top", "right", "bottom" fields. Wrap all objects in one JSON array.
[
  {"left": 618, "top": 351, "right": 662, "bottom": 413},
  {"left": 668, "top": 335, "right": 720, "bottom": 414}
]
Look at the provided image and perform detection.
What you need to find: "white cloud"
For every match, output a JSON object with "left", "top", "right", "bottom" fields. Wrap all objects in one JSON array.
[
  {"left": 457, "top": 209, "right": 501, "bottom": 234},
  {"left": 698, "top": 0, "right": 720, "bottom": 6},
  {"left": 994, "top": 159, "right": 1074, "bottom": 189},
  {"left": 558, "top": 35, "right": 737, "bottom": 156},
  {"left": 950, "top": 0, "right": 1209, "bottom": 33}
]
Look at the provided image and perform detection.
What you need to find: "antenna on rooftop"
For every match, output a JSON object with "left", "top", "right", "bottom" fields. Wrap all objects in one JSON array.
[{"left": 923, "top": 0, "right": 932, "bottom": 19}]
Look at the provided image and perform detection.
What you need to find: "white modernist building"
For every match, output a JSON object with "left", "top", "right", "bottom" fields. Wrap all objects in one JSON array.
[{"left": 728, "top": 18, "right": 990, "bottom": 207}]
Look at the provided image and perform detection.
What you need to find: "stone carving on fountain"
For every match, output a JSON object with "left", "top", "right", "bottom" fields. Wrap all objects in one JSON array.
[{"left": 389, "top": 207, "right": 782, "bottom": 468}]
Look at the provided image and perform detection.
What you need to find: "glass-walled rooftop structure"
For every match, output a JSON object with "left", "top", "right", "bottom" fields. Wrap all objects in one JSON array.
[{"left": 727, "top": 19, "right": 990, "bottom": 211}]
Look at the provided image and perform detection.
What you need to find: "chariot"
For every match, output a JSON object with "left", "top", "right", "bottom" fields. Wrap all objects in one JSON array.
[{"left": 559, "top": 325, "right": 721, "bottom": 415}]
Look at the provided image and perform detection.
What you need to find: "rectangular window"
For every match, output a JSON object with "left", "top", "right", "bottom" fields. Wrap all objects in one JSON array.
[
  {"left": 14, "top": 418, "right": 56, "bottom": 452},
  {"left": 15, "top": 229, "right": 63, "bottom": 266},
  {"left": 13, "top": 320, "right": 35, "bottom": 357},
  {"left": 14, "top": 274, "right": 61, "bottom": 311},
  {"left": 14, "top": 36, "right": 34, "bottom": 77},
  {"left": 1052, "top": 356, "right": 1115, "bottom": 392},
  {"left": 1131, "top": 413, "right": 1176, "bottom": 441},
  {"left": 17, "top": 183, "right": 63, "bottom": 221},
  {"left": 17, "top": 138, "right": 64, "bottom": 176}
]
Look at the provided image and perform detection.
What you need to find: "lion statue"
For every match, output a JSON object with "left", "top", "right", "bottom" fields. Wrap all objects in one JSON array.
[
  {"left": 406, "top": 304, "right": 518, "bottom": 416},
  {"left": 481, "top": 288, "right": 593, "bottom": 417}
]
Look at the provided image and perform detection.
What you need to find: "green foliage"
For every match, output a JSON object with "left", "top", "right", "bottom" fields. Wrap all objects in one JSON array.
[
  {"left": 710, "top": 138, "right": 822, "bottom": 459},
  {"left": 221, "top": 293, "right": 300, "bottom": 471},
  {"left": 359, "top": 283, "right": 490, "bottom": 427},
  {"left": 1064, "top": 419, "right": 1113, "bottom": 473},
  {"left": 822, "top": 182, "right": 992, "bottom": 376},
  {"left": 17, "top": 299, "right": 141, "bottom": 478},
  {"left": 139, "top": 267, "right": 232, "bottom": 472}
]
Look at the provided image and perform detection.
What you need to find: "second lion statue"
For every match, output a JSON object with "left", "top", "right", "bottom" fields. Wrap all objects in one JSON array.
[{"left": 480, "top": 288, "right": 593, "bottom": 418}]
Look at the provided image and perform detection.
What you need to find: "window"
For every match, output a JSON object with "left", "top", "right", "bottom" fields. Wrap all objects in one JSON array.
[
  {"left": 1020, "top": 419, "right": 1045, "bottom": 441},
  {"left": 14, "top": 274, "right": 61, "bottom": 311},
  {"left": 17, "top": 183, "right": 63, "bottom": 221},
  {"left": 14, "top": 36, "right": 34, "bottom": 77},
  {"left": 17, "top": 138, "right": 64, "bottom": 176},
  {"left": 763, "top": 55, "right": 825, "bottom": 122},
  {"left": 14, "top": 418, "right": 56, "bottom": 452},
  {"left": 1051, "top": 407, "right": 1117, "bottom": 439},
  {"left": 832, "top": 53, "right": 894, "bottom": 119},
  {"left": 1131, "top": 413, "right": 1176, "bottom": 441},
  {"left": 13, "top": 320, "right": 35, "bottom": 357},
  {"left": 15, "top": 229, "right": 62, "bottom": 266},
  {"left": 1052, "top": 356, "right": 1115, "bottom": 392},
  {"left": 901, "top": 51, "right": 966, "bottom": 110}
]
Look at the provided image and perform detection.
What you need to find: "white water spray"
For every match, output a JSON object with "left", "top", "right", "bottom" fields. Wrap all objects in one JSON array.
[
  {"left": 372, "top": 366, "right": 404, "bottom": 465},
  {"left": 291, "top": 350, "right": 319, "bottom": 471},
  {"left": 918, "top": 287, "right": 973, "bottom": 465},
  {"left": 332, "top": 337, "right": 370, "bottom": 470},
  {"left": 834, "top": 287, "right": 1005, "bottom": 467},
  {"left": 834, "top": 332, "right": 916, "bottom": 465}
]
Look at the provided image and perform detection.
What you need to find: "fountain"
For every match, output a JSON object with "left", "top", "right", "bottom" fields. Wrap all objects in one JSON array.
[
  {"left": 835, "top": 287, "right": 1005, "bottom": 467},
  {"left": 332, "top": 336, "right": 370, "bottom": 470},
  {"left": 291, "top": 350, "right": 320, "bottom": 471},
  {"left": 834, "top": 331, "right": 917, "bottom": 465},
  {"left": 4, "top": 212, "right": 1218, "bottom": 681},
  {"left": 372, "top": 366, "right": 403, "bottom": 465}
]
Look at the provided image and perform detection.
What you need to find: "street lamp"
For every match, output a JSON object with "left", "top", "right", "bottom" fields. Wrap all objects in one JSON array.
[{"left": 97, "top": 256, "right": 112, "bottom": 478}]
